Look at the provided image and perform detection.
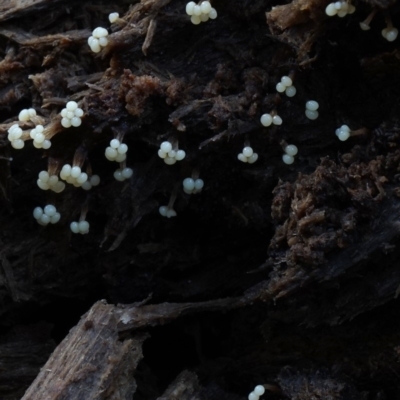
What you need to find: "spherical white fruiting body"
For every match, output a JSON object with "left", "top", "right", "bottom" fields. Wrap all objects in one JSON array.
[
  {"left": 382, "top": 27, "right": 398, "bottom": 42},
  {"left": 109, "top": 12, "right": 119, "bottom": 23},
  {"left": 284, "top": 144, "right": 298, "bottom": 156}
]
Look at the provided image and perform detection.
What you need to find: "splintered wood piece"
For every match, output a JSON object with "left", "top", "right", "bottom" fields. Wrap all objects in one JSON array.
[{"left": 21, "top": 301, "right": 147, "bottom": 400}]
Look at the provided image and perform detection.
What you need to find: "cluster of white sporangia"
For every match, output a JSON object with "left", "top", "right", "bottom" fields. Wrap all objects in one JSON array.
[
  {"left": 157, "top": 141, "right": 186, "bottom": 165},
  {"left": 276, "top": 75, "right": 296, "bottom": 97},
  {"left": 238, "top": 146, "right": 258, "bottom": 164},
  {"left": 30, "top": 125, "right": 51, "bottom": 149},
  {"left": 88, "top": 27, "right": 109, "bottom": 53},
  {"left": 60, "top": 164, "right": 89, "bottom": 187},
  {"left": 113, "top": 167, "right": 133, "bottom": 182},
  {"left": 33, "top": 205, "right": 61, "bottom": 226},
  {"left": 282, "top": 144, "right": 298, "bottom": 165},
  {"left": 70, "top": 220, "right": 90, "bottom": 235},
  {"left": 60, "top": 101, "right": 84, "bottom": 128},
  {"left": 248, "top": 385, "right": 266, "bottom": 400},
  {"left": 325, "top": 1, "right": 356, "bottom": 17},
  {"left": 105, "top": 139, "right": 128, "bottom": 163},
  {"left": 37, "top": 171, "right": 65, "bottom": 193},
  {"left": 260, "top": 113, "right": 283, "bottom": 127},
  {"left": 185, "top": 1, "right": 217, "bottom": 25},
  {"left": 305, "top": 100, "right": 319, "bottom": 120},
  {"left": 183, "top": 177, "right": 204, "bottom": 194}
]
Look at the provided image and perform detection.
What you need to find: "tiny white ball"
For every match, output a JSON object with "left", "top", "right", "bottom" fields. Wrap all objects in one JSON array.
[
  {"left": 260, "top": 113, "right": 272, "bottom": 127},
  {"left": 254, "top": 385, "right": 265, "bottom": 396},
  {"left": 281, "top": 76, "right": 292, "bottom": 87},
  {"left": 18, "top": 109, "right": 30, "bottom": 122},
  {"left": 78, "top": 221, "right": 90, "bottom": 233},
  {"left": 238, "top": 153, "right": 247, "bottom": 163},
  {"left": 40, "top": 214, "right": 50, "bottom": 225},
  {"left": 90, "top": 175, "right": 100, "bottom": 186},
  {"left": 122, "top": 168, "right": 133, "bottom": 179},
  {"left": 247, "top": 153, "right": 258, "bottom": 164},
  {"left": 285, "top": 144, "right": 298, "bottom": 156},
  {"left": 71, "top": 166, "right": 81, "bottom": 178},
  {"left": 386, "top": 28, "right": 398, "bottom": 42},
  {"left": 285, "top": 86, "right": 296, "bottom": 97},
  {"left": 242, "top": 146, "right": 253, "bottom": 158},
  {"left": 191, "top": 15, "right": 201, "bottom": 25},
  {"left": 160, "top": 141, "right": 172, "bottom": 153},
  {"left": 272, "top": 115, "right": 283, "bottom": 125},
  {"left": 99, "top": 37, "right": 108, "bottom": 47},
  {"left": 325, "top": 3, "right": 337, "bottom": 16},
  {"left": 39, "top": 171, "right": 49, "bottom": 182},
  {"left": 209, "top": 8, "right": 217, "bottom": 19},
  {"left": 106, "top": 147, "right": 118, "bottom": 159},
  {"left": 42, "top": 140, "right": 51, "bottom": 149},
  {"left": 11, "top": 139, "right": 24, "bottom": 149},
  {"left": 114, "top": 170, "right": 124, "bottom": 181},
  {"left": 44, "top": 204, "right": 56, "bottom": 217},
  {"left": 282, "top": 154, "right": 294, "bottom": 164},
  {"left": 115, "top": 153, "right": 126, "bottom": 163},
  {"left": 50, "top": 213, "right": 61, "bottom": 224},
  {"left": 166, "top": 209, "right": 177, "bottom": 218},
  {"left": 33, "top": 207, "right": 43, "bottom": 220},
  {"left": 248, "top": 392, "right": 259, "bottom": 400},
  {"left": 159, "top": 206, "right": 168, "bottom": 217},
  {"left": 61, "top": 118, "right": 72, "bottom": 128},
  {"left": 66, "top": 101, "right": 78, "bottom": 111},
  {"left": 201, "top": 1, "right": 212, "bottom": 14},
  {"left": 306, "top": 100, "right": 319, "bottom": 111},
  {"left": 118, "top": 143, "right": 128, "bottom": 154},
  {"left": 183, "top": 178, "right": 195, "bottom": 191},
  {"left": 175, "top": 150, "right": 186, "bottom": 161},
  {"left": 186, "top": 2, "right": 196, "bottom": 15},
  {"left": 109, "top": 12, "right": 119, "bottom": 23},
  {"left": 193, "top": 5, "right": 202, "bottom": 16},
  {"left": 276, "top": 82, "right": 286, "bottom": 93},
  {"left": 194, "top": 179, "right": 204, "bottom": 190},
  {"left": 158, "top": 149, "right": 167, "bottom": 159},
  {"left": 164, "top": 157, "right": 177, "bottom": 165},
  {"left": 338, "top": 130, "right": 350, "bottom": 141},
  {"left": 168, "top": 150, "right": 177, "bottom": 158},
  {"left": 70, "top": 222, "right": 79, "bottom": 234},
  {"left": 305, "top": 109, "right": 319, "bottom": 120},
  {"left": 71, "top": 117, "right": 82, "bottom": 127}
]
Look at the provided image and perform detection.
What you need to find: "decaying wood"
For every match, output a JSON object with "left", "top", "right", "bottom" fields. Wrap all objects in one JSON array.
[
  {"left": 2, "top": 0, "right": 400, "bottom": 398},
  {"left": 21, "top": 301, "right": 147, "bottom": 400}
]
